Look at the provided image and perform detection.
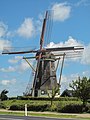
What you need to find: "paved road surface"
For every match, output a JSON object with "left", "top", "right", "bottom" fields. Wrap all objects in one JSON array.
[{"left": 0, "top": 115, "right": 76, "bottom": 120}]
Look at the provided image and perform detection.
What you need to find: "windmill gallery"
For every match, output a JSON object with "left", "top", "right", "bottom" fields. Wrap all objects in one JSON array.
[{"left": 2, "top": 11, "right": 84, "bottom": 97}]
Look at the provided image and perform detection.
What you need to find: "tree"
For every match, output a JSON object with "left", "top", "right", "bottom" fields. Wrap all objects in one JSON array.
[
  {"left": 0, "top": 89, "right": 9, "bottom": 101},
  {"left": 47, "top": 86, "right": 60, "bottom": 106},
  {"left": 70, "top": 76, "right": 90, "bottom": 106}
]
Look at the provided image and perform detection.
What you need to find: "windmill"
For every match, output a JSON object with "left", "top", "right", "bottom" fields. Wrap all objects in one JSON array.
[{"left": 2, "top": 11, "right": 84, "bottom": 97}]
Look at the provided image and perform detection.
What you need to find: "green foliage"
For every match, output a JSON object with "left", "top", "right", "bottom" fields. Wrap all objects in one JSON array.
[
  {"left": 9, "top": 104, "right": 24, "bottom": 110},
  {"left": 2, "top": 99, "right": 81, "bottom": 108},
  {"left": 70, "top": 76, "right": 90, "bottom": 106},
  {"left": 56, "top": 101, "right": 83, "bottom": 113},
  {"left": 1, "top": 99, "right": 90, "bottom": 113},
  {"left": 49, "top": 104, "right": 57, "bottom": 111},
  {"left": 9, "top": 97, "right": 17, "bottom": 100},
  {"left": 47, "top": 86, "right": 60, "bottom": 106},
  {"left": 0, "top": 102, "right": 6, "bottom": 109},
  {"left": 87, "top": 107, "right": 90, "bottom": 113},
  {"left": 61, "top": 104, "right": 83, "bottom": 113},
  {"left": 9, "top": 104, "right": 50, "bottom": 111},
  {"left": 56, "top": 101, "right": 64, "bottom": 112},
  {"left": 57, "top": 103, "right": 90, "bottom": 113},
  {"left": 87, "top": 99, "right": 90, "bottom": 103},
  {"left": 27, "top": 104, "right": 50, "bottom": 111},
  {"left": 0, "top": 89, "right": 8, "bottom": 101},
  {"left": 9, "top": 96, "right": 79, "bottom": 101}
]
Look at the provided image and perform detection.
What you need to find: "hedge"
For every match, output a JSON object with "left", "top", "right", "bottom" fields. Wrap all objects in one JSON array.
[
  {"left": 9, "top": 96, "right": 79, "bottom": 101},
  {"left": 7, "top": 102, "right": 90, "bottom": 113},
  {"left": 9, "top": 104, "right": 50, "bottom": 111},
  {"left": 58, "top": 104, "right": 90, "bottom": 113}
]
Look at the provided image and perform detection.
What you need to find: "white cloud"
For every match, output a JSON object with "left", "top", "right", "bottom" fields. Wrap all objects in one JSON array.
[
  {"left": 51, "top": 2, "right": 71, "bottom": 21},
  {"left": 75, "top": 0, "right": 90, "bottom": 6},
  {"left": 6, "top": 31, "right": 16, "bottom": 38},
  {"left": 0, "top": 22, "right": 12, "bottom": 54},
  {"left": 17, "top": 59, "right": 36, "bottom": 73},
  {"left": 8, "top": 56, "right": 22, "bottom": 64},
  {"left": 18, "top": 60, "right": 30, "bottom": 72},
  {"left": 47, "top": 36, "right": 82, "bottom": 48},
  {"left": 0, "top": 39, "right": 11, "bottom": 53},
  {"left": 0, "top": 58, "right": 31, "bottom": 73},
  {"left": 82, "top": 70, "right": 90, "bottom": 76},
  {"left": 1, "top": 79, "right": 16, "bottom": 86},
  {"left": 0, "top": 66, "right": 16, "bottom": 72},
  {"left": 0, "top": 22, "right": 7, "bottom": 37},
  {"left": 17, "top": 18, "right": 35, "bottom": 38},
  {"left": 60, "top": 74, "right": 79, "bottom": 93},
  {"left": 81, "top": 44, "right": 90, "bottom": 65},
  {"left": 64, "top": 36, "right": 83, "bottom": 46}
]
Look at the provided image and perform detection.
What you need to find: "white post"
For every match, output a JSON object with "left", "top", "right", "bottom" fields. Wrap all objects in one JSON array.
[{"left": 25, "top": 104, "right": 27, "bottom": 116}]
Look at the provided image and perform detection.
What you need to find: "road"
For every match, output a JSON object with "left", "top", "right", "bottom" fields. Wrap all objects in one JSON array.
[{"left": 0, "top": 115, "right": 76, "bottom": 120}]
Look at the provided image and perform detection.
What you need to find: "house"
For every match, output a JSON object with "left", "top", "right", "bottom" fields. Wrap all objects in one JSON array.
[{"left": 61, "top": 89, "right": 73, "bottom": 97}]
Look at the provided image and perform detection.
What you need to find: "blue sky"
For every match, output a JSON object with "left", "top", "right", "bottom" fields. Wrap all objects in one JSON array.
[{"left": 0, "top": 0, "right": 90, "bottom": 97}]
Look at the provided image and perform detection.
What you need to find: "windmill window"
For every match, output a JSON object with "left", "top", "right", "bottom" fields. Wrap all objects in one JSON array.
[{"left": 41, "top": 90, "right": 46, "bottom": 95}]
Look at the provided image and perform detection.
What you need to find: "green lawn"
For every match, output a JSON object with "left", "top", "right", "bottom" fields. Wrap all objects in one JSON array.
[{"left": 0, "top": 110, "right": 90, "bottom": 120}]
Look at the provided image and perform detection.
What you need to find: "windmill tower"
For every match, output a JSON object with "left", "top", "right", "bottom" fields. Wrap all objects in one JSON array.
[{"left": 2, "top": 11, "right": 84, "bottom": 97}]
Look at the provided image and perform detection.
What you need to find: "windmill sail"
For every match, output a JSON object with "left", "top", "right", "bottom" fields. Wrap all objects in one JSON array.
[
  {"left": 44, "top": 10, "right": 53, "bottom": 47},
  {"left": 40, "top": 11, "right": 48, "bottom": 50}
]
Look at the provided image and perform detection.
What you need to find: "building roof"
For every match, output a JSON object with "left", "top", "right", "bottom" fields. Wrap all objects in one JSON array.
[{"left": 61, "top": 89, "right": 73, "bottom": 97}]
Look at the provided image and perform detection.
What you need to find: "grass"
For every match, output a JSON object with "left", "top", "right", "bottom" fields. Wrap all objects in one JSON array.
[
  {"left": 0, "top": 110, "right": 90, "bottom": 120},
  {"left": 0, "top": 111, "right": 24, "bottom": 116},
  {"left": 29, "top": 113, "right": 76, "bottom": 118},
  {"left": 81, "top": 119, "right": 90, "bottom": 120},
  {"left": 0, "top": 110, "right": 77, "bottom": 118}
]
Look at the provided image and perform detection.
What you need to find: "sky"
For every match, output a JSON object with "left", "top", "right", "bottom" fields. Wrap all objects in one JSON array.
[{"left": 0, "top": 0, "right": 90, "bottom": 97}]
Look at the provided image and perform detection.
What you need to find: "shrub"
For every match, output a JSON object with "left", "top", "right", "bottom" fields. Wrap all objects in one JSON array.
[
  {"left": 9, "top": 97, "right": 17, "bottom": 100},
  {"left": 0, "top": 102, "right": 6, "bottom": 109},
  {"left": 50, "top": 104, "right": 57, "bottom": 112},
  {"left": 61, "top": 104, "right": 83, "bottom": 113},
  {"left": 86, "top": 104, "right": 90, "bottom": 113},
  {"left": 9, "top": 104, "right": 24, "bottom": 110},
  {"left": 9, "top": 104, "right": 50, "bottom": 111},
  {"left": 56, "top": 102, "right": 64, "bottom": 112},
  {"left": 87, "top": 99, "right": 90, "bottom": 103},
  {"left": 28, "top": 104, "right": 50, "bottom": 111},
  {"left": 87, "top": 108, "right": 90, "bottom": 113}
]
